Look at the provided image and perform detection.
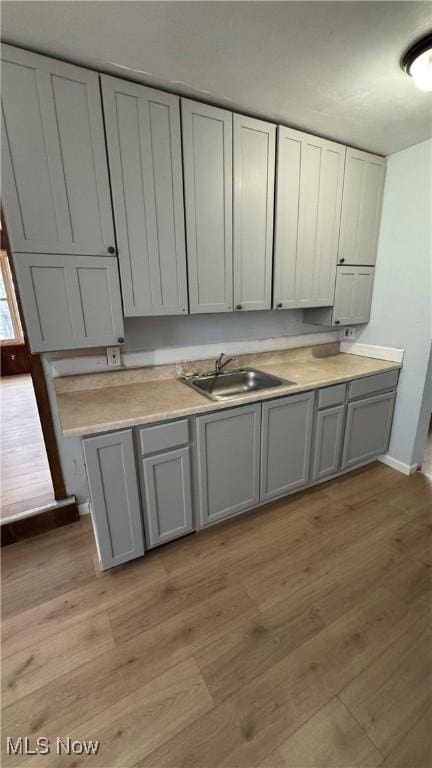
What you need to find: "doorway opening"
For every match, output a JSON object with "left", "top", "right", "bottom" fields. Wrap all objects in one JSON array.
[
  {"left": 0, "top": 247, "right": 55, "bottom": 521},
  {"left": 420, "top": 415, "right": 432, "bottom": 479},
  {"left": 0, "top": 219, "right": 78, "bottom": 543}
]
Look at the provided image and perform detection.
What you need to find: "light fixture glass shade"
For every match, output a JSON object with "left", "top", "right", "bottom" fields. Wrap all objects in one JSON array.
[
  {"left": 409, "top": 47, "right": 432, "bottom": 91},
  {"left": 403, "top": 34, "right": 432, "bottom": 92}
]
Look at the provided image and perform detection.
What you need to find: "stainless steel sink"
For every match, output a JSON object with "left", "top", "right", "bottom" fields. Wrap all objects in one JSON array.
[{"left": 180, "top": 368, "right": 295, "bottom": 402}]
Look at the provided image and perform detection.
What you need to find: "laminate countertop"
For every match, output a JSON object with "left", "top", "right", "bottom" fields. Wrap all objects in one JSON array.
[{"left": 55, "top": 344, "right": 401, "bottom": 437}]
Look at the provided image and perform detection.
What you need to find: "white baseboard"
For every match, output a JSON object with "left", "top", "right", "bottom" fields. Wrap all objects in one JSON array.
[
  {"left": 78, "top": 501, "right": 91, "bottom": 516},
  {"left": 378, "top": 454, "right": 418, "bottom": 475},
  {"left": 340, "top": 342, "right": 404, "bottom": 363}
]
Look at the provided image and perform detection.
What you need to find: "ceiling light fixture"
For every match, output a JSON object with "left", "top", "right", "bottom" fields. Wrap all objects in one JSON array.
[{"left": 402, "top": 32, "right": 432, "bottom": 91}]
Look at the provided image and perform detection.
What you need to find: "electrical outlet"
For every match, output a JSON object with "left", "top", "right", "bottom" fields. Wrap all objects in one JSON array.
[
  {"left": 106, "top": 346, "right": 121, "bottom": 367},
  {"left": 343, "top": 327, "right": 356, "bottom": 340}
]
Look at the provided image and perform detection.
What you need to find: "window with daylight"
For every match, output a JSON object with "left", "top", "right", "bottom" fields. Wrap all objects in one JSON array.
[{"left": 0, "top": 250, "right": 23, "bottom": 343}]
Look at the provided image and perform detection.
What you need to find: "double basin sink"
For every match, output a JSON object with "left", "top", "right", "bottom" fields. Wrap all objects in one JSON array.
[{"left": 180, "top": 367, "right": 296, "bottom": 402}]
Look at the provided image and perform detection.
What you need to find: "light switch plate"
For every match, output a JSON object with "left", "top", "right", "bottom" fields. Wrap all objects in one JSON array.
[{"left": 106, "top": 346, "right": 121, "bottom": 367}]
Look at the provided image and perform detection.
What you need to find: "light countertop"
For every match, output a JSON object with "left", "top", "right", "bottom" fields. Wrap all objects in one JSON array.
[{"left": 55, "top": 344, "right": 401, "bottom": 438}]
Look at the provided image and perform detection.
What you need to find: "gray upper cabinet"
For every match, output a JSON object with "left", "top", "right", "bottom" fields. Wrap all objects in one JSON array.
[
  {"left": 273, "top": 127, "right": 346, "bottom": 309},
  {"left": 83, "top": 430, "right": 145, "bottom": 570},
  {"left": 101, "top": 76, "right": 188, "bottom": 316},
  {"left": 181, "top": 99, "right": 233, "bottom": 313},
  {"left": 141, "top": 447, "right": 193, "bottom": 548},
  {"left": 13, "top": 253, "right": 124, "bottom": 352},
  {"left": 304, "top": 265, "right": 375, "bottom": 327},
  {"left": 342, "top": 391, "right": 395, "bottom": 470},
  {"left": 233, "top": 115, "right": 275, "bottom": 311},
  {"left": 261, "top": 391, "right": 314, "bottom": 501},
  {"left": 338, "top": 148, "right": 386, "bottom": 266},
  {"left": 1, "top": 45, "right": 114, "bottom": 256},
  {"left": 333, "top": 266, "right": 375, "bottom": 325},
  {"left": 312, "top": 404, "right": 345, "bottom": 481},
  {"left": 195, "top": 403, "right": 261, "bottom": 526}
]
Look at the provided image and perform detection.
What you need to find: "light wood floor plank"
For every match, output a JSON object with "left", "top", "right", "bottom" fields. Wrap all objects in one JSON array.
[
  {"left": 390, "top": 519, "right": 432, "bottom": 565},
  {"left": 340, "top": 618, "right": 432, "bottom": 757},
  {"left": 4, "top": 659, "right": 214, "bottom": 768},
  {"left": 1, "top": 612, "right": 114, "bottom": 708},
  {"left": 1, "top": 585, "right": 256, "bottom": 743},
  {"left": 1, "top": 551, "right": 167, "bottom": 658},
  {"left": 138, "top": 587, "right": 426, "bottom": 768},
  {"left": 256, "top": 749, "right": 286, "bottom": 768},
  {"left": 277, "top": 697, "right": 382, "bottom": 767},
  {"left": 381, "top": 704, "right": 432, "bottom": 768},
  {"left": 196, "top": 539, "right": 405, "bottom": 704}
]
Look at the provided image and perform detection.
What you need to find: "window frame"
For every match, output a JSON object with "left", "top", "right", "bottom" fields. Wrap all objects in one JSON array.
[{"left": 0, "top": 249, "right": 24, "bottom": 345}]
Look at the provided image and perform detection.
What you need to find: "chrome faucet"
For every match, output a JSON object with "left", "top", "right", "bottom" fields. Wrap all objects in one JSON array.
[{"left": 214, "top": 352, "right": 233, "bottom": 375}]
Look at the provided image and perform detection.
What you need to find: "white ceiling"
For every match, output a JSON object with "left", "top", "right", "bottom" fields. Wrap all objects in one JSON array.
[{"left": 2, "top": 1, "right": 431, "bottom": 155}]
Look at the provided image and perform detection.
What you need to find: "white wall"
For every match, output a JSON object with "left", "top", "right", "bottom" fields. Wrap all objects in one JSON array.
[
  {"left": 355, "top": 139, "right": 432, "bottom": 471},
  {"left": 123, "top": 310, "right": 328, "bottom": 352}
]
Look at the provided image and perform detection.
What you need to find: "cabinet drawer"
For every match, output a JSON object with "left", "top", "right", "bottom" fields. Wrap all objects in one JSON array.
[
  {"left": 318, "top": 383, "right": 346, "bottom": 409},
  {"left": 348, "top": 370, "right": 399, "bottom": 400},
  {"left": 139, "top": 419, "right": 189, "bottom": 456}
]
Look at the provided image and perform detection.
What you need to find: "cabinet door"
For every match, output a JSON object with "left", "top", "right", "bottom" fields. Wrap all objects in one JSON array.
[
  {"left": 1, "top": 45, "right": 114, "bottom": 256},
  {"left": 196, "top": 404, "right": 260, "bottom": 526},
  {"left": 233, "top": 115, "right": 275, "bottom": 311},
  {"left": 13, "top": 254, "right": 124, "bottom": 352},
  {"left": 312, "top": 405, "right": 345, "bottom": 481},
  {"left": 83, "top": 430, "right": 144, "bottom": 570},
  {"left": 274, "top": 127, "right": 345, "bottom": 309},
  {"left": 101, "top": 76, "right": 188, "bottom": 317},
  {"left": 182, "top": 99, "right": 233, "bottom": 313},
  {"left": 338, "top": 148, "right": 386, "bottom": 266},
  {"left": 142, "top": 447, "right": 193, "bottom": 547},
  {"left": 333, "top": 266, "right": 374, "bottom": 325},
  {"left": 342, "top": 391, "right": 396, "bottom": 470},
  {"left": 261, "top": 392, "right": 314, "bottom": 501}
]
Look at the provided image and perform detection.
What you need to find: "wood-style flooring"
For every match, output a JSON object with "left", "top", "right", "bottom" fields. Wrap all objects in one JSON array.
[
  {"left": 1, "top": 462, "right": 431, "bottom": 767},
  {"left": 1, "top": 375, "right": 54, "bottom": 521}
]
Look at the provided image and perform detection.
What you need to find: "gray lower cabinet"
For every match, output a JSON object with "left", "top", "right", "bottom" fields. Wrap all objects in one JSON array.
[
  {"left": 1, "top": 45, "right": 114, "bottom": 256},
  {"left": 261, "top": 392, "right": 315, "bottom": 501},
  {"left": 83, "top": 430, "right": 145, "bottom": 570},
  {"left": 82, "top": 372, "right": 399, "bottom": 569},
  {"left": 195, "top": 404, "right": 261, "bottom": 526},
  {"left": 342, "top": 391, "right": 396, "bottom": 470},
  {"left": 141, "top": 447, "right": 193, "bottom": 548},
  {"left": 13, "top": 253, "right": 124, "bottom": 352},
  {"left": 312, "top": 405, "right": 345, "bottom": 481}
]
